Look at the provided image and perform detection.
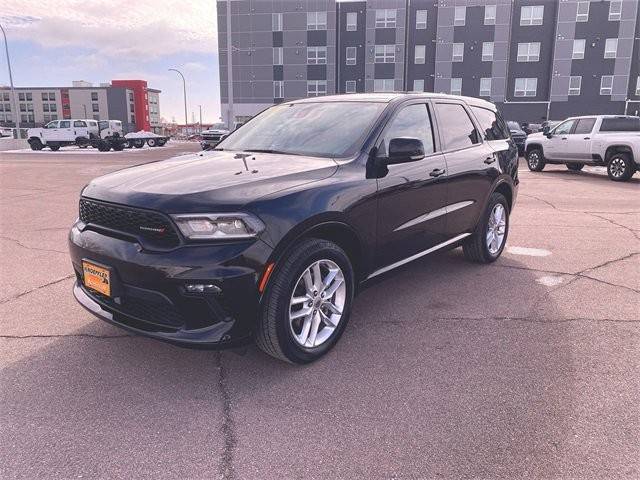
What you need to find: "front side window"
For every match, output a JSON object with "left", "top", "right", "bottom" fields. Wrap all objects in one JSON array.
[
  {"left": 480, "top": 78, "right": 492, "bottom": 97},
  {"left": 346, "top": 46, "right": 357, "bottom": 65},
  {"left": 452, "top": 43, "right": 464, "bottom": 62},
  {"left": 435, "top": 103, "right": 480, "bottom": 150},
  {"left": 574, "top": 118, "right": 596, "bottom": 134},
  {"left": 600, "top": 75, "right": 613, "bottom": 95},
  {"left": 608, "top": 1, "right": 622, "bottom": 21},
  {"left": 217, "top": 101, "right": 387, "bottom": 158},
  {"left": 307, "top": 46, "right": 327, "bottom": 65},
  {"left": 454, "top": 6, "right": 466, "bottom": 26},
  {"left": 569, "top": 76, "right": 582, "bottom": 95},
  {"left": 375, "top": 9, "right": 396, "bottom": 28},
  {"left": 346, "top": 12, "right": 357, "bottom": 31},
  {"left": 521, "top": 5, "right": 544, "bottom": 25},
  {"left": 345, "top": 81, "right": 356, "bottom": 93},
  {"left": 604, "top": 38, "right": 618, "bottom": 58},
  {"left": 374, "top": 79, "right": 395, "bottom": 92},
  {"left": 416, "top": 10, "right": 427, "bottom": 29},
  {"left": 413, "top": 79, "right": 424, "bottom": 92},
  {"left": 471, "top": 106, "right": 509, "bottom": 141},
  {"left": 380, "top": 104, "right": 435, "bottom": 157},
  {"left": 514, "top": 78, "right": 537, "bottom": 97},
  {"left": 307, "top": 12, "right": 327, "bottom": 30},
  {"left": 572, "top": 39, "right": 585, "bottom": 59},
  {"left": 307, "top": 80, "right": 327, "bottom": 97},
  {"left": 553, "top": 120, "right": 575, "bottom": 135},
  {"left": 485, "top": 5, "right": 496, "bottom": 25},
  {"left": 375, "top": 45, "right": 395, "bottom": 63},
  {"left": 576, "top": 1, "right": 589, "bottom": 22},
  {"left": 482, "top": 42, "right": 494, "bottom": 62},
  {"left": 45, "top": 121, "right": 58, "bottom": 129},
  {"left": 414, "top": 45, "right": 426, "bottom": 64},
  {"left": 517, "top": 42, "right": 540, "bottom": 62},
  {"left": 450, "top": 78, "right": 462, "bottom": 95}
]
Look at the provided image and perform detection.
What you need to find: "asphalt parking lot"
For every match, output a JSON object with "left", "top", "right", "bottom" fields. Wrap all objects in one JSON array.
[{"left": 1, "top": 143, "right": 638, "bottom": 479}]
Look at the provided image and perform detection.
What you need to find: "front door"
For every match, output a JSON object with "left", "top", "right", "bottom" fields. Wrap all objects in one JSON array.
[
  {"left": 375, "top": 102, "right": 449, "bottom": 269},
  {"left": 545, "top": 119, "right": 575, "bottom": 160},
  {"left": 566, "top": 117, "right": 596, "bottom": 161}
]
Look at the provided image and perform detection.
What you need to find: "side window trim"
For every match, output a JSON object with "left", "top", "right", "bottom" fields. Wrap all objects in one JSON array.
[
  {"left": 433, "top": 101, "right": 483, "bottom": 154},
  {"left": 375, "top": 100, "right": 440, "bottom": 157}
]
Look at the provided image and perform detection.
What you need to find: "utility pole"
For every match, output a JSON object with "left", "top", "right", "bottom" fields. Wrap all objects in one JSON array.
[
  {"left": 168, "top": 68, "right": 188, "bottom": 128},
  {"left": 226, "top": 0, "right": 234, "bottom": 131},
  {"left": 198, "top": 104, "right": 202, "bottom": 133},
  {"left": 83, "top": 104, "right": 87, "bottom": 118},
  {"left": 0, "top": 23, "right": 20, "bottom": 135}
]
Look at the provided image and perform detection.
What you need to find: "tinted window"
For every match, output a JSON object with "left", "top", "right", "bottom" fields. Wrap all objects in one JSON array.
[
  {"left": 380, "top": 104, "right": 435, "bottom": 157},
  {"left": 599, "top": 117, "right": 640, "bottom": 132},
  {"left": 553, "top": 120, "right": 575, "bottom": 135},
  {"left": 471, "top": 106, "right": 509, "bottom": 140},
  {"left": 218, "top": 102, "right": 386, "bottom": 158},
  {"left": 59, "top": 120, "right": 70, "bottom": 128},
  {"left": 435, "top": 103, "right": 480, "bottom": 150},
  {"left": 74, "top": 120, "right": 87, "bottom": 127},
  {"left": 574, "top": 118, "right": 596, "bottom": 135}
]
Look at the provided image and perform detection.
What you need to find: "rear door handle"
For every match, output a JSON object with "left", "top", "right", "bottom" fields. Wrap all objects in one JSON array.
[
  {"left": 561, "top": 137, "right": 568, "bottom": 140},
  {"left": 429, "top": 168, "right": 446, "bottom": 177},
  {"left": 484, "top": 156, "right": 496, "bottom": 164}
]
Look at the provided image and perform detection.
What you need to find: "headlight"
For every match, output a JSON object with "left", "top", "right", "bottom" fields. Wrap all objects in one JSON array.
[{"left": 171, "top": 213, "right": 264, "bottom": 240}]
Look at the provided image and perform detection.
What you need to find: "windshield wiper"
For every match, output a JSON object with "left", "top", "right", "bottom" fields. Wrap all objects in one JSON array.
[{"left": 243, "top": 148, "right": 298, "bottom": 155}]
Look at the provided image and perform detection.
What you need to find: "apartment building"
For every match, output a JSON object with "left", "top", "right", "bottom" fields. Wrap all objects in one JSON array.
[
  {"left": 217, "top": 0, "right": 640, "bottom": 124},
  {"left": 0, "top": 80, "right": 161, "bottom": 132}
]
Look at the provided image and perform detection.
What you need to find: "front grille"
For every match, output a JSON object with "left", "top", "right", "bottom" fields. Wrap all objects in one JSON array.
[
  {"left": 79, "top": 198, "right": 180, "bottom": 249},
  {"left": 202, "top": 134, "right": 223, "bottom": 142}
]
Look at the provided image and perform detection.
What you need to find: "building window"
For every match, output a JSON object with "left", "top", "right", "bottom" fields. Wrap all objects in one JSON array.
[
  {"left": 128, "top": 92, "right": 134, "bottom": 102},
  {"left": 375, "top": 9, "right": 396, "bottom": 28},
  {"left": 414, "top": 45, "right": 426, "bottom": 64},
  {"left": 307, "top": 80, "right": 327, "bottom": 97},
  {"left": 416, "top": 10, "right": 427, "bottom": 29},
  {"left": 450, "top": 78, "right": 462, "bottom": 95},
  {"left": 2, "top": 92, "right": 8, "bottom": 101},
  {"left": 345, "top": 80, "right": 356, "bottom": 93},
  {"left": 373, "top": 79, "right": 395, "bottom": 92},
  {"left": 19, "top": 103, "right": 26, "bottom": 112},
  {"left": 50, "top": 104, "right": 56, "bottom": 112},
  {"left": 517, "top": 42, "right": 540, "bottom": 62},
  {"left": 636, "top": 76, "right": 640, "bottom": 95},
  {"left": 482, "top": 42, "right": 494, "bottom": 62},
  {"left": 274, "top": 81, "right": 284, "bottom": 99},
  {"left": 346, "top": 47, "right": 357, "bottom": 65},
  {"left": 604, "top": 38, "right": 618, "bottom": 58},
  {"left": 346, "top": 12, "right": 357, "bottom": 31},
  {"left": 91, "top": 92, "right": 98, "bottom": 101},
  {"left": 273, "top": 47, "right": 283, "bottom": 65},
  {"left": 374, "top": 45, "right": 395, "bottom": 63},
  {"left": 484, "top": 5, "right": 496, "bottom": 25},
  {"left": 452, "top": 43, "right": 464, "bottom": 62},
  {"left": 520, "top": 5, "right": 544, "bottom": 26},
  {"left": 576, "top": 1, "right": 589, "bottom": 22},
  {"left": 18, "top": 92, "right": 25, "bottom": 101},
  {"left": 129, "top": 103, "right": 135, "bottom": 112},
  {"left": 608, "top": 1, "right": 622, "bottom": 21},
  {"left": 480, "top": 78, "right": 492, "bottom": 97},
  {"left": 272, "top": 13, "right": 283, "bottom": 31},
  {"left": 572, "top": 39, "right": 585, "bottom": 60},
  {"left": 307, "top": 46, "right": 327, "bottom": 65},
  {"left": 413, "top": 79, "right": 424, "bottom": 92},
  {"left": 569, "top": 76, "right": 582, "bottom": 95},
  {"left": 307, "top": 11, "right": 327, "bottom": 30},
  {"left": 514, "top": 78, "right": 537, "bottom": 97},
  {"left": 41, "top": 92, "right": 48, "bottom": 101},
  {"left": 454, "top": 6, "right": 466, "bottom": 26},
  {"left": 43, "top": 104, "right": 49, "bottom": 112},
  {"left": 92, "top": 103, "right": 99, "bottom": 112},
  {"left": 26, "top": 93, "right": 32, "bottom": 101},
  {"left": 600, "top": 75, "right": 613, "bottom": 95}
]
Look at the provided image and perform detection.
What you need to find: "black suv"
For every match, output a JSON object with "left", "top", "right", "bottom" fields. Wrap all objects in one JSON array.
[{"left": 70, "top": 93, "right": 519, "bottom": 363}]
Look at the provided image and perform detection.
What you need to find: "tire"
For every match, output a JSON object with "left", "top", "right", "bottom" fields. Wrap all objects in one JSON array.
[
  {"left": 147, "top": 138, "right": 157, "bottom": 147},
  {"left": 463, "top": 192, "right": 510, "bottom": 264},
  {"left": 112, "top": 143, "right": 125, "bottom": 151},
  {"left": 133, "top": 139, "right": 144, "bottom": 149},
  {"left": 75, "top": 137, "right": 89, "bottom": 148},
  {"left": 28, "top": 138, "right": 43, "bottom": 151},
  {"left": 566, "top": 163, "right": 584, "bottom": 171},
  {"left": 49, "top": 145, "right": 60, "bottom": 152},
  {"left": 607, "top": 153, "right": 634, "bottom": 182},
  {"left": 526, "top": 148, "right": 545, "bottom": 172},
  {"left": 97, "top": 141, "right": 111, "bottom": 152},
  {"left": 157, "top": 139, "right": 166, "bottom": 147},
  {"left": 256, "top": 238, "right": 355, "bottom": 364}
]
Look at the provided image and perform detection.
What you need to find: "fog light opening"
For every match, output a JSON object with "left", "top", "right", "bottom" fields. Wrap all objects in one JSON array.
[{"left": 185, "top": 283, "right": 222, "bottom": 294}]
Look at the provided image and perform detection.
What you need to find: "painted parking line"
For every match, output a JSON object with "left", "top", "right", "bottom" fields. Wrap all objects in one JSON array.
[
  {"left": 507, "top": 246, "right": 552, "bottom": 257},
  {"left": 535, "top": 275, "right": 564, "bottom": 287}
]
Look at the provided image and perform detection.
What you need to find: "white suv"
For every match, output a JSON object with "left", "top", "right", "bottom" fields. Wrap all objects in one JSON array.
[{"left": 525, "top": 115, "right": 640, "bottom": 181}]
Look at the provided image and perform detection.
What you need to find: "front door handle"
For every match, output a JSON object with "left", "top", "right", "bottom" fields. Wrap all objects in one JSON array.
[
  {"left": 583, "top": 137, "right": 590, "bottom": 140},
  {"left": 429, "top": 168, "right": 446, "bottom": 177},
  {"left": 484, "top": 156, "right": 496, "bottom": 164},
  {"left": 561, "top": 137, "right": 568, "bottom": 140}
]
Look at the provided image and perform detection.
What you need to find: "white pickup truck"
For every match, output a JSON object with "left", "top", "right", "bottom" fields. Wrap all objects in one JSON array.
[
  {"left": 27, "top": 119, "right": 100, "bottom": 151},
  {"left": 525, "top": 115, "right": 640, "bottom": 182}
]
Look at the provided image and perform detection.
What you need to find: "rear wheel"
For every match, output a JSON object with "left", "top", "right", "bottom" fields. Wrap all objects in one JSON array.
[
  {"left": 49, "top": 144, "right": 60, "bottom": 151},
  {"left": 157, "top": 139, "right": 166, "bottom": 147},
  {"left": 28, "top": 138, "right": 44, "bottom": 151},
  {"left": 112, "top": 142, "right": 125, "bottom": 151},
  {"left": 97, "top": 141, "right": 111, "bottom": 152},
  {"left": 607, "top": 153, "right": 634, "bottom": 182},
  {"left": 526, "top": 148, "right": 545, "bottom": 172},
  {"left": 133, "top": 139, "right": 144, "bottom": 148},
  {"left": 256, "top": 238, "right": 354, "bottom": 364},
  {"left": 463, "top": 192, "right": 509, "bottom": 264},
  {"left": 147, "top": 138, "right": 157, "bottom": 147},
  {"left": 567, "top": 163, "right": 584, "bottom": 171}
]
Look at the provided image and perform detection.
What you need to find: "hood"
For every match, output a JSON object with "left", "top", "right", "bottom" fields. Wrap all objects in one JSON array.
[
  {"left": 509, "top": 128, "right": 526, "bottom": 136},
  {"left": 202, "top": 129, "right": 229, "bottom": 135},
  {"left": 82, "top": 150, "right": 338, "bottom": 213},
  {"left": 527, "top": 132, "right": 544, "bottom": 140}
]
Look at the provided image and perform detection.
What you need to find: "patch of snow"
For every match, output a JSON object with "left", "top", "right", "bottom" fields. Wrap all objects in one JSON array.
[
  {"left": 506, "top": 246, "right": 552, "bottom": 257},
  {"left": 125, "top": 131, "right": 163, "bottom": 139},
  {"left": 536, "top": 275, "right": 564, "bottom": 287}
]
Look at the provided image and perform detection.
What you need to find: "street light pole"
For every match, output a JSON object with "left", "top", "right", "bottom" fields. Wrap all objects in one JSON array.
[
  {"left": 83, "top": 104, "right": 87, "bottom": 118},
  {"left": 198, "top": 104, "right": 202, "bottom": 133},
  {"left": 168, "top": 68, "right": 188, "bottom": 130},
  {"left": 0, "top": 23, "right": 20, "bottom": 134},
  {"left": 226, "top": 0, "right": 234, "bottom": 131}
]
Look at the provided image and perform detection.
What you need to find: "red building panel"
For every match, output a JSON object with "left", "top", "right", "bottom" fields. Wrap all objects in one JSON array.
[{"left": 111, "top": 79, "right": 150, "bottom": 131}]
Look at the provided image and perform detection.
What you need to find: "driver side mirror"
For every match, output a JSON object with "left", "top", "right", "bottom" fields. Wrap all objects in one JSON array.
[
  {"left": 543, "top": 125, "right": 552, "bottom": 137},
  {"left": 383, "top": 137, "right": 425, "bottom": 165}
]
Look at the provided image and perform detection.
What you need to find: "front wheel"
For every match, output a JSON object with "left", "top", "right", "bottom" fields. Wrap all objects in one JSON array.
[
  {"left": 567, "top": 163, "right": 584, "bottom": 171},
  {"left": 28, "top": 138, "right": 44, "bottom": 151},
  {"left": 256, "top": 238, "right": 354, "bottom": 364},
  {"left": 133, "top": 139, "right": 144, "bottom": 149},
  {"left": 526, "top": 148, "right": 545, "bottom": 172},
  {"left": 607, "top": 153, "right": 635, "bottom": 182},
  {"left": 463, "top": 192, "right": 509, "bottom": 264},
  {"left": 147, "top": 138, "right": 157, "bottom": 147}
]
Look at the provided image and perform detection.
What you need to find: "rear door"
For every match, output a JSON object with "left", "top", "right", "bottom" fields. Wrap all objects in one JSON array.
[
  {"left": 56, "top": 120, "right": 73, "bottom": 141},
  {"left": 567, "top": 117, "right": 596, "bottom": 161},
  {"left": 432, "top": 101, "right": 494, "bottom": 236},
  {"left": 73, "top": 120, "right": 89, "bottom": 139},
  {"left": 375, "top": 101, "right": 449, "bottom": 268}
]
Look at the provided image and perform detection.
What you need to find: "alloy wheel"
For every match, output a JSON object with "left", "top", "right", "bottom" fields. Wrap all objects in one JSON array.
[
  {"left": 288, "top": 259, "right": 346, "bottom": 348},
  {"left": 486, "top": 204, "right": 507, "bottom": 255},
  {"left": 609, "top": 158, "right": 625, "bottom": 178},
  {"left": 528, "top": 153, "right": 539, "bottom": 169}
]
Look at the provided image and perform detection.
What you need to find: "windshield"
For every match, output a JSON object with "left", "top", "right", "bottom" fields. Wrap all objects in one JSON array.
[
  {"left": 210, "top": 123, "right": 227, "bottom": 130},
  {"left": 216, "top": 101, "right": 387, "bottom": 158},
  {"left": 507, "top": 121, "right": 520, "bottom": 130}
]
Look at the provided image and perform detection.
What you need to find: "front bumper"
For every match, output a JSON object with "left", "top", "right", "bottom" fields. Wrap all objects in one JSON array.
[{"left": 69, "top": 224, "right": 273, "bottom": 348}]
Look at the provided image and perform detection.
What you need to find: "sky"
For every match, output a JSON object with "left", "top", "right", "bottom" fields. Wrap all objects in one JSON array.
[{"left": 0, "top": 0, "right": 221, "bottom": 124}]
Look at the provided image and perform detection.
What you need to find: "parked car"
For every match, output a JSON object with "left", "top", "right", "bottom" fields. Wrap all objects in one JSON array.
[
  {"left": 200, "top": 123, "right": 231, "bottom": 150},
  {"left": 539, "top": 120, "right": 561, "bottom": 132},
  {"left": 69, "top": 93, "right": 519, "bottom": 363},
  {"left": 507, "top": 121, "right": 527, "bottom": 156},
  {"left": 525, "top": 115, "right": 640, "bottom": 181},
  {"left": 27, "top": 119, "right": 99, "bottom": 150}
]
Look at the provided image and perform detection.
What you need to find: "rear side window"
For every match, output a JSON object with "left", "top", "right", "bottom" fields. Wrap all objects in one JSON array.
[
  {"left": 74, "top": 120, "right": 87, "bottom": 127},
  {"left": 59, "top": 120, "right": 70, "bottom": 128},
  {"left": 380, "top": 103, "right": 435, "bottom": 157},
  {"left": 599, "top": 117, "right": 640, "bottom": 132},
  {"left": 574, "top": 118, "right": 596, "bottom": 135},
  {"left": 470, "top": 106, "right": 509, "bottom": 140},
  {"left": 435, "top": 103, "right": 480, "bottom": 150}
]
